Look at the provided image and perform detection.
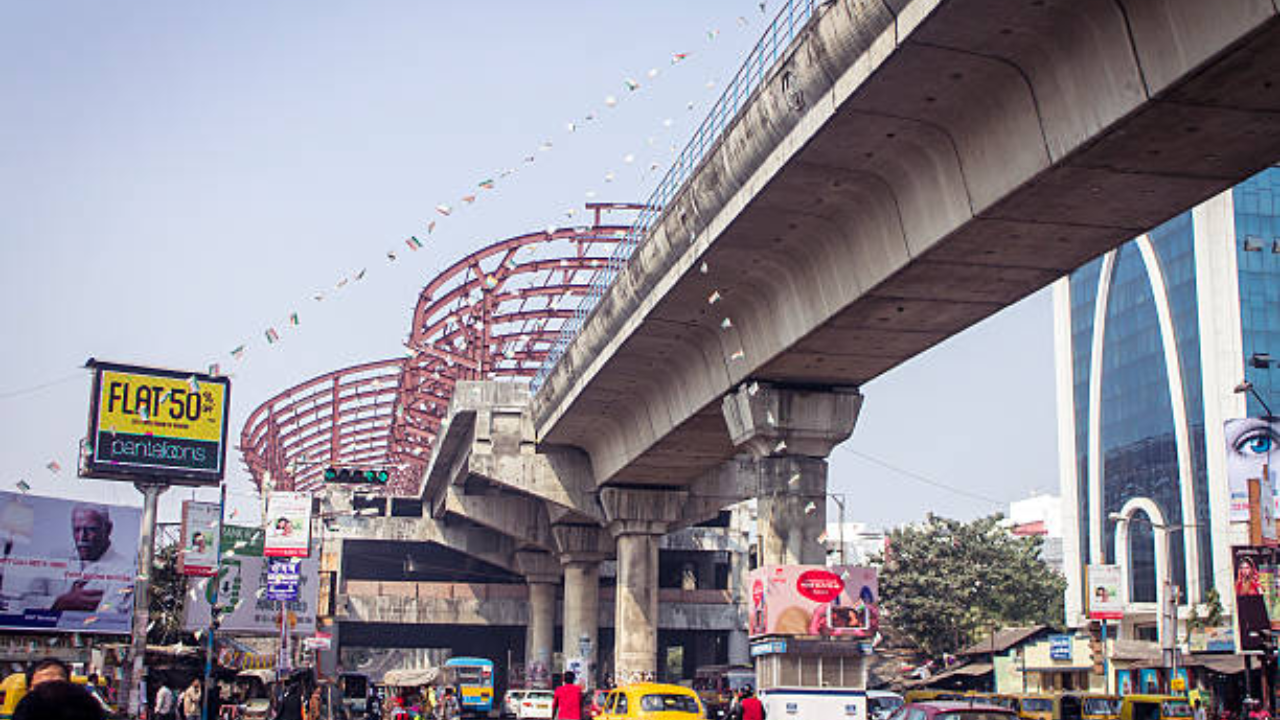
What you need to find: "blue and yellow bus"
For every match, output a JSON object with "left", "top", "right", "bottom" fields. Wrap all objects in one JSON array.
[{"left": 444, "top": 656, "right": 495, "bottom": 716}]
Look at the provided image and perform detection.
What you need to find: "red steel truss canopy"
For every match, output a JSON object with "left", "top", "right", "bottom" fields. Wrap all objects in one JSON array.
[{"left": 241, "top": 203, "right": 644, "bottom": 495}]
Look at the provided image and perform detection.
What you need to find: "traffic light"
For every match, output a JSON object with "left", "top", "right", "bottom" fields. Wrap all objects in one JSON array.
[{"left": 323, "top": 467, "right": 389, "bottom": 484}]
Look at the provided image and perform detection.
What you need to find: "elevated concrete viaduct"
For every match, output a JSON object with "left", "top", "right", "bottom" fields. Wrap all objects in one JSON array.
[
  {"left": 497, "top": 0, "right": 1280, "bottom": 681},
  {"left": 535, "top": 0, "right": 1280, "bottom": 496}
]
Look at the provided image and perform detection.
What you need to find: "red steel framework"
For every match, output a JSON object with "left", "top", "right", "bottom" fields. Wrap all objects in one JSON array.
[{"left": 240, "top": 203, "right": 644, "bottom": 495}]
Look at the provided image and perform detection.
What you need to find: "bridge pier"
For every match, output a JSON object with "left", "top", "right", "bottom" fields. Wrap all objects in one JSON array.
[
  {"left": 722, "top": 383, "right": 861, "bottom": 565},
  {"left": 516, "top": 550, "right": 561, "bottom": 689},
  {"left": 602, "top": 487, "right": 687, "bottom": 684},
  {"left": 553, "top": 525, "right": 609, "bottom": 688}
]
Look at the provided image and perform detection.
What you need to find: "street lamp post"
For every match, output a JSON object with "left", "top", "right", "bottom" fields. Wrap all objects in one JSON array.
[{"left": 1108, "top": 512, "right": 1189, "bottom": 690}]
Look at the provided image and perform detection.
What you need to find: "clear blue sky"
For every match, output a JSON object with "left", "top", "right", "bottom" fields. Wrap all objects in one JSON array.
[{"left": 0, "top": 1, "right": 1059, "bottom": 527}]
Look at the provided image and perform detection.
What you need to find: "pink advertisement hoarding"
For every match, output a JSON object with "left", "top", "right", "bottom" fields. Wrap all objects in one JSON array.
[{"left": 747, "top": 565, "right": 879, "bottom": 639}]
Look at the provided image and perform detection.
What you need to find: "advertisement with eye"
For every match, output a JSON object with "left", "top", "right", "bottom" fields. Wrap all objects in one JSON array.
[{"left": 1225, "top": 416, "right": 1279, "bottom": 522}]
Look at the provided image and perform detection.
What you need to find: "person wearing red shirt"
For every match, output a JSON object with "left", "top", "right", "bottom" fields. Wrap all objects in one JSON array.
[
  {"left": 552, "top": 671, "right": 583, "bottom": 720},
  {"left": 740, "top": 686, "right": 766, "bottom": 720}
]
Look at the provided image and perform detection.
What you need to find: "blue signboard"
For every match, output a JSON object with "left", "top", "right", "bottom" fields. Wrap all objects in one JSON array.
[
  {"left": 1049, "top": 634, "right": 1073, "bottom": 661},
  {"left": 751, "top": 640, "right": 787, "bottom": 657},
  {"left": 266, "top": 558, "right": 301, "bottom": 601}
]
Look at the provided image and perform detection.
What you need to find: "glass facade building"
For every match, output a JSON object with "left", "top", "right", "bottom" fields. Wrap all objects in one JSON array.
[{"left": 1055, "top": 167, "right": 1280, "bottom": 629}]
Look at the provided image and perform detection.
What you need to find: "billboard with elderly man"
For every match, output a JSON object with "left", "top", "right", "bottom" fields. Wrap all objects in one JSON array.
[{"left": 0, "top": 490, "right": 141, "bottom": 633}]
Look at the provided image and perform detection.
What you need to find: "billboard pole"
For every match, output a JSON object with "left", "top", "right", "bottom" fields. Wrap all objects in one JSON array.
[
  {"left": 201, "top": 483, "right": 226, "bottom": 720},
  {"left": 128, "top": 481, "right": 166, "bottom": 718}
]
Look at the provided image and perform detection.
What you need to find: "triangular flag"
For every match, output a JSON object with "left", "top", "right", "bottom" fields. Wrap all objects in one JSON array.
[
  {"left": 289, "top": 313, "right": 300, "bottom": 326},
  {"left": 407, "top": 236, "right": 424, "bottom": 250},
  {"left": 45, "top": 461, "right": 60, "bottom": 473},
  {"left": 231, "top": 345, "right": 246, "bottom": 359},
  {"left": 624, "top": 78, "right": 640, "bottom": 91},
  {"left": 478, "top": 179, "right": 495, "bottom": 190},
  {"left": 427, "top": 221, "right": 436, "bottom": 234},
  {"left": 265, "top": 328, "right": 280, "bottom": 344},
  {"left": 462, "top": 195, "right": 476, "bottom": 204},
  {"left": 435, "top": 204, "right": 452, "bottom": 216},
  {"left": 355, "top": 268, "right": 367, "bottom": 281}
]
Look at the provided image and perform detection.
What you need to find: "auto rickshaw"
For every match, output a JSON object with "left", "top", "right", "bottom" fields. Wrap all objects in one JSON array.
[
  {"left": 1119, "top": 695, "right": 1194, "bottom": 720},
  {"left": 1079, "top": 694, "right": 1121, "bottom": 720},
  {"left": 1010, "top": 694, "right": 1056, "bottom": 720}
]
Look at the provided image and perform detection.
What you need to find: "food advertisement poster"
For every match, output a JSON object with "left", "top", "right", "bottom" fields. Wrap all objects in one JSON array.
[{"left": 747, "top": 564, "right": 878, "bottom": 638}]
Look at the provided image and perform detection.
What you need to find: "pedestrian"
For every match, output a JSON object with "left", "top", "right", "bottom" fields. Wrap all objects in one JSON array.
[
  {"left": 739, "top": 686, "right": 766, "bottom": 720},
  {"left": 155, "top": 682, "right": 177, "bottom": 720},
  {"left": 441, "top": 687, "right": 461, "bottom": 720},
  {"left": 181, "top": 678, "right": 204, "bottom": 720},
  {"left": 27, "top": 657, "right": 71, "bottom": 688},
  {"left": 13, "top": 679, "right": 106, "bottom": 720},
  {"left": 275, "top": 680, "right": 304, "bottom": 720},
  {"left": 552, "top": 671, "right": 582, "bottom": 720},
  {"left": 1195, "top": 700, "right": 1208, "bottom": 720},
  {"left": 727, "top": 688, "right": 744, "bottom": 720}
]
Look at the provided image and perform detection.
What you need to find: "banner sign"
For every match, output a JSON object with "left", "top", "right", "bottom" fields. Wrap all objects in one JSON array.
[
  {"left": 185, "top": 524, "right": 317, "bottom": 635},
  {"left": 0, "top": 491, "right": 140, "bottom": 633},
  {"left": 1086, "top": 564, "right": 1124, "bottom": 619},
  {"left": 266, "top": 558, "right": 301, "bottom": 602},
  {"left": 180, "top": 501, "right": 221, "bottom": 577},
  {"left": 1225, "top": 417, "right": 1280, "bottom": 522},
  {"left": 747, "top": 565, "right": 879, "bottom": 639},
  {"left": 264, "top": 492, "right": 312, "bottom": 558},
  {"left": 1049, "top": 634, "right": 1073, "bottom": 661},
  {"left": 1232, "top": 545, "right": 1280, "bottom": 651},
  {"left": 84, "top": 360, "right": 231, "bottom": 485},
  {"left": 303, "top": 632, "right": 332, "bottom": 651}
]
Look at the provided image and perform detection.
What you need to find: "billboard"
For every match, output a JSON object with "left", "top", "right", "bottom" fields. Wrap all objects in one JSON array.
[
  {"left": 180, "top": 501, "right": 221, "bottom": 577},
  {"left": 1086, "top": 564, "right": 1124, "bottom": 619},
  {"left": 185, "top": 524, "right": 319, "bottom": 635},
  {"left": 264, "top": 492, "right": 311, "bottom": 558},
  {"left": 0, "top": 491, "right": 140, "bottom": 633},
  {"left": 84, "top": 360, "right": 231, "bottom": 486},
  {"left": 747, "top": 565, "right": 878, "bottom": 639},
  {"left": 1232, "top": 545, "right": 1280, "bottom": 651},
  {"left": 1225, "top": 416, "right": 1279, "bottom": 522}
]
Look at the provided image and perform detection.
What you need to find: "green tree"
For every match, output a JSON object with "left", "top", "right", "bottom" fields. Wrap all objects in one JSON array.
[
  {"left": 147, "top": 544, "right": 187, "bottom": 644},
  {"left": 876, "top": 513, "right": 1066, "bottom": 657}
]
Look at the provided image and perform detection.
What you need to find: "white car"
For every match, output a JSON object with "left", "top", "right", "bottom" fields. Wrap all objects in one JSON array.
[
  {"left": 503, "top": 690, "right": 530, "bottom": 717},
  {"left": 516, "top": 689, "right": 554, "bottom": 719}
]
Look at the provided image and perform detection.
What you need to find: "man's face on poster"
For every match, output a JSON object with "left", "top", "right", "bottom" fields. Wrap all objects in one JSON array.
[{"left": 72, "top": 508, "right": 112, "bottom": 562}]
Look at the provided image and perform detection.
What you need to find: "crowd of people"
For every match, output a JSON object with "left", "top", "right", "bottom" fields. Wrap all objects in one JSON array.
[{"left": 382, "top": 684, "right": 461, "bottom": 720}]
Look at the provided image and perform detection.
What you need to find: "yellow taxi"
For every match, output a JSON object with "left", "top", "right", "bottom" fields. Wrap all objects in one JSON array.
[{"left": 598, "top": 683, "right": 705, "bottom": 720}]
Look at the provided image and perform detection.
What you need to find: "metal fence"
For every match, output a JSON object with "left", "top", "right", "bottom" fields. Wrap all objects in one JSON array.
[{"left": 533, "top": 0, "right": 821, "bottom": 388}]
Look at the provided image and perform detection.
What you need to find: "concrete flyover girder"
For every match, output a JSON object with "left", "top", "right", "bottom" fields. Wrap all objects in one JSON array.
[
  {"left": 322, "top": 514, "right": 520, "bottom": 574},
  {"left": 422, "top": 381, "right": 603, "bottom": 524},
  {"left": 436, "top": 485, "right": 557, "bottom": 552},
  {"left": 532, "top": 0, "right": 1280, "bottom": 491}
]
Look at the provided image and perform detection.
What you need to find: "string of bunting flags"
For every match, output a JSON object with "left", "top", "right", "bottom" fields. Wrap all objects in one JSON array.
[{"left": 203, "top": 2, "right": 775, "bottom": 380}]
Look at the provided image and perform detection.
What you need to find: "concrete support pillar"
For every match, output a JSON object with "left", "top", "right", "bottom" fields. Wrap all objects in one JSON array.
[
  {"left": 553, "top": 524, "right": 610, "bottom": 689},
  {"left": 517, "top": 551, "right": 561, "bottom": 689},
  {"left": 755, "top": 456, "right": 831, "bottom": 566},
  {"left": 601, "top": 488, "right": 687, "bottom": 684},
  {"left": 722, "top": 383, "right": 860, "bottom": 566}
]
